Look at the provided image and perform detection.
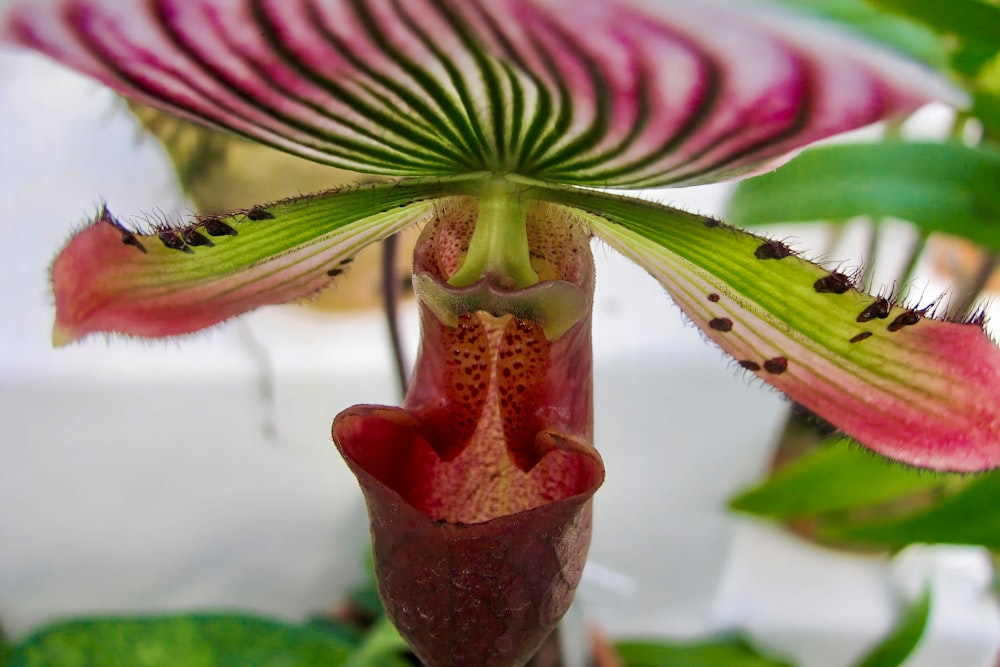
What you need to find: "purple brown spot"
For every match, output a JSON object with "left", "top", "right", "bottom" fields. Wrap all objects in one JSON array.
[
  {"left": 247, "top": 206, "right": 275, "bottom": 221},
  {"left": 813, "top": 272, "right": 852, "bottom": 294},
  {"left": 158, "top": 230, "right": 192, "bottom": 253},
  {"left": 327, "top": 268, "right": 345, "bottom": 277},
  {"left": 708, "top": 317, "right": 733, "bottom": 332},
  {"left": 754, "top": 240, "right": 792, "bottom": 260},
  {"left": 120, "top": 230, "right": 146, "bottom": 253},
  {"left": 739, "top": 360, "right": 761, "bottom": 371},
  {"left": 704, "top": 218, "right": 721, "bottom": 228},
  {"left": 182, "top": 228, "right": 213, "bottom": 247},
  {"left": 203, "top": 218, "right": 238, "bottom": 237},
  {"left": 850, "top": 332, "right": 872, "bottom": 343},
  {"left": 707, "top": 293, "right": 721, "bottom": 302},
  {"left": 888, "top": 310, "right": 921, "bottom": 332},
  {"left": 763, "top": 356, "right": 788, "bottom": 374},
  {"left": 857, "top": 297, "right": 890, "bottom": 322}
]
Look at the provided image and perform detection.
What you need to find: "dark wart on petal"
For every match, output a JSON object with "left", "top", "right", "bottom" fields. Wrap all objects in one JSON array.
[
  {"left": 708, "top": 317, "right": 733, "bottom": 332},
  {"left": 203, "top": 217, "right": 238, "bottom": 236},
  {"left": 813, "top": 272, "right": 852, "bottom": 294},
  {"left": 857, "top": 297, "right": 890, "bottom": 322},
  {"left": 120, "top": 230, "right": 147, "bottom": 253},
  {"left": 182, "top": 228, "right": 213, "bottom": 247},
  {"left": 158, "top": 230, "right": 192, "bottom": 253},
  {"left": 327, "top": 268, "right": 344, "bottom": 277},
  {"left": 739, "top": 360, "right": 762, "bottom": 371},
  {"left": 707, "top": 293, "right": 721, "bottom": 302},
  {"left": 763, "top": 357, "right": 788, "bottom": 374},
  {"left": 754, "top": 240, "right": 792, "bottom": 260},
  {"left": 247, "top": 206, "right": 275, "bottom": 221},
  {"left": 850, "top": 332, "right": 873, "bottom": 343},
  {"left": 888, "top": 310, "right": 921, "bottom": 332}
]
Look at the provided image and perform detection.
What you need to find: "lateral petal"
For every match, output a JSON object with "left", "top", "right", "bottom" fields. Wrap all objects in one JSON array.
[
  {"left": 51, "top": 178, "right": 475, "bottom": 342},
  {"left": 533, "top": 182, "right": 1000, "bottom": 472}
]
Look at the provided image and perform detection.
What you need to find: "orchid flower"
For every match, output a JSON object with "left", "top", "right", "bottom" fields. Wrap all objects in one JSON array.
[{"left": 4, "top": 1, "right": 1000, "bottom": 665}]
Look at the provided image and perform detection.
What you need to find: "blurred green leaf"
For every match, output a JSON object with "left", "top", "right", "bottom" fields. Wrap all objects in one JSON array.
[
  {"left": 778, "top": 0, "right": 948, "bottom": 66},
  {"left": 126, "top": 102, "right": 234, "bottom": 202},
  {"left": 616, "top": 636, "right": 792, "bottom": 667},
  {"left": 974, "top": 90, "right": 1000, "bottom": 137},
  {"left": 727, "top": 142, "right": 1000, "bottom": 250},
  {"left": 854, "top": 589, "right": 931, "bottom": 667},
  {"left": 343, "top": 616, "right": 411, "bottom": 667},
  {"left": 9, "top": 614, "right": 356, "bottom": 667},
  {"left": 865, "top": 0, "right": 1000, "bottom": 48},
  {"left": 821, "top": 471, "right": 1000, "bottom": 549},
  {"left": 1, "top": 626, "right": 12, "bottom": 667},
  {"left": 975, "top": 51, "right": 1000, "bottom": 138},
  {"left": 348, "top": 552, "right": 385, "bottom": 621},
  {"left": 731, "top": 438, "right": 949, "bottom": 520}
]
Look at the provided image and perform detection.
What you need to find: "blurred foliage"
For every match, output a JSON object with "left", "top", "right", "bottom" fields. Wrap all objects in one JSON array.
[
  {"left": 5, "top": 615, "right": 356, "bottom": 667},
  {"left": 821, "top": 471, "right": 1000, "bottom": 550},
  {"left": 0, "top": 544, "right": 932, "bottom": 667},
  {"left": 615, "top": 636, "right": 793, "bottom": 667},
  {"left": 731, "top": 437, "right": 953, "bottom": 523},
  {"left": 126, "top": 103, "right": 359, "bottom": 211},
  {"left": 614, "top": 591, "right": 929, "bottom": 667},
  {"left": 1, "top": 626, "right": 11, "bottom": 667},
  {"left": 728, "top": 142, "right": 1000, "bottom": 252},
  {"left": 853, "top": 590, "right": 931, "bottom": 667},
  {"left": 782, "top": 0, "right": 949, "bottom": 66},
  {"left": 865, "top": 0, "right": 1000, "bottom": 75},
  {"left": 728, "top": 437, "right": 1000, "bottom": 550},
  {"left": 0, "top": 556, "right": 417, "bottom": 667}
]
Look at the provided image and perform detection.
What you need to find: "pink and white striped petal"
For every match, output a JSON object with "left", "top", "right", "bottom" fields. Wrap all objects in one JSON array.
[
  {"left": 51, "top": 178, "right": 473, "bottom": 343},
  {"left": 531, "top": 183, "right": 1000, "bottom": 472},
  {"left": 2, "top": 0, "right": 959, "bottom": 186}
]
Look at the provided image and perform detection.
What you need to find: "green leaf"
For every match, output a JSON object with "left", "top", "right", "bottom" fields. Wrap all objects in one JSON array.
[
  {"left": 727, "top": 142, "right": 1000, "bottom": 252},
  {"left": 731, "top": 437, "right": 950, "bottom": 520},
  {"left": 974, "top": 90, "right": 1000, "bottom": 138},
  {"left": 1, "top": 626, "right": 12, "bottom": 667},
  {"left": 347, "top": 552, "right": 386, "bottom": 621},
  {"left": 821, "top": 470, "right": 1000, "bottom": 549},
  {"left": 775, "top": 0, "right": 948, "bottom": 67},
  {"left": 343, "top": 617, "right": 411, "bottom": 667},
  {"left": 865, "top": 0, "right": 1000, "bottom": 49},
  {"left": 528, "top": 178, "right": 1000, "bottom": 472},
  {"left": 8, "top": 614, "right": 355, "bottom": 667},
  {"left": 854, "top": 589, "right": 932, "bottom": 667},
  {"left": 616, "top": 635, "right": 792, "bottom": 667}
]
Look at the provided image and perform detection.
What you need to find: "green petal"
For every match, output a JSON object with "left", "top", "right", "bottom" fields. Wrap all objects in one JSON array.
[
  {"left": 526, "top": 180, "right": 1000, "bottom": 472},
  {"left": 52, "top": 176, "right": 483, "bottom": 343}
]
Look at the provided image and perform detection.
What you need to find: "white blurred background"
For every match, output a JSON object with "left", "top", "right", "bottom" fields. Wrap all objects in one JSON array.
[{"left": 0, "top": 48, "right": 997, "bottom": 666}]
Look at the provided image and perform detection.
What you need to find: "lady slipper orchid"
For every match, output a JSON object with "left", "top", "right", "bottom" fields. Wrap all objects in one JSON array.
[{"left": 4, "top": 1, "right": 1000, "bottom": 665}]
